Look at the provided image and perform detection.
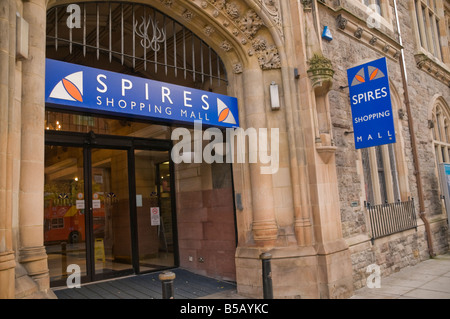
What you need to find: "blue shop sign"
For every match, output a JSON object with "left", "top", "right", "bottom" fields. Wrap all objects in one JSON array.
[
  {"left": 347, "top": 57, "right": 396, "bottom": 149},
  {"left": 45, "top": 58, "right": 239, "bottom": 128}
]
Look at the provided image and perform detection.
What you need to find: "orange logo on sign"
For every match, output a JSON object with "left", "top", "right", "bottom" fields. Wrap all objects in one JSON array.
[{"left": 351, "top": 66, "right": 385, "bottom": 87}]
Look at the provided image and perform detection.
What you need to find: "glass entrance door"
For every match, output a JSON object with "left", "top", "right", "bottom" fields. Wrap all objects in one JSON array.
[
  {"left": 90, "top": 148, "right": 133, "bottom": 278},
  {"left": 134, "top": 150, "right": 176, "bottom": 272},
  {"left": 44, "top": 145, "right": 87, "bottom": 283},
  {"left": 45, "top": 132, "right": 177, "bottom": 286}
]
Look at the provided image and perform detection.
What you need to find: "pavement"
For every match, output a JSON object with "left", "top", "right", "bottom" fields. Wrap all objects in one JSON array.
[
  {"left": 53, "top": 268, "right": 239, "bottom": 299},
  {"left": 52, "top": 253, "right": 450, "bottom": 299},
  {"left": 350, "top": 253, "right": 450, "bottom": 299}
]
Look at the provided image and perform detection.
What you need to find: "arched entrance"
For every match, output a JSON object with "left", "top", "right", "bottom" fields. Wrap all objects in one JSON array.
[{"left": 44, "top": 1, "right": 245, "bottom": 286}]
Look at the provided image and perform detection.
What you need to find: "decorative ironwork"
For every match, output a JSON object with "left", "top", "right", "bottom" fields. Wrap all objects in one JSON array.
[
  {"left": 46, "top": 2, "right": 228, "bottom": 86},
  {"left": 134, "top": 14, "right": 166, "bottom": 52}
]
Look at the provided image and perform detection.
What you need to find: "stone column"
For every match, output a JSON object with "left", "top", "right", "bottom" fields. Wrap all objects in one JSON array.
[
  {"left": 242, "top": 68, "right": 278, "bottom": 244},
  {"left": 300, "top": 1, "right": 353, "bottom": 299},
  {"left": 0, "top": 0, "right": 15, "bottom": 299},
  {"left": 18, "top": 0, "right": 52, "bottom": 295}
]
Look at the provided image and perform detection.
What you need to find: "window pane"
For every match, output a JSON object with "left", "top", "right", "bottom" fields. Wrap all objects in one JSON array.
[
  {"left": 375, "top": 0, "right": 382, "bottom": 15},
  {"left": 437, "top": 113, "right": 443, "bottom": 141},
  {"left": 45, "top": 110, "right": 170, "bottom": 139},
  {"left": 388, "top": 144, "right": 401, "bottom": 201},
  {"left": 444, "top": 121, "right": 449, "bottom": 143},
  {"left": 436, "top": 18, "right": 443, "bottom": 59},
  {"left": 415, "top": 0, "right": 426, "bottom": 47},
  {"left": 361, "top": 149, "right": 375, "bottom": 204},
  {"left": 430, "top": 13, "right": 439, "bottom": 56},
  {"left": 375, "top": 146, "right": 388, "bottom": 203}
]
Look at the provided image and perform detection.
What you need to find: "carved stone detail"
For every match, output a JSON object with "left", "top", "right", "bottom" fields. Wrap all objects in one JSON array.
[
  {"left": 182, "top": 9, "right": 195, "bottom": 21},
  {"left": 258, "top": 0, "right": 284, "bottom": 39},
  {"left": 160, "top": 0, "right": 173, "bottom": 7},
  {"left": 239, "top": 9, "right": 264, "bottom": 39},
  {"left": 204, "top": 25, "right": 216, "bottom": 36},
  {"left": 251, "top": 37, "right": 281, "bottom": 70},
  {"left": 301, "top": 0, "right": 312, "bottom": 11},
  {"left": 220, "top": 40, "right": 232, "bottom": 52},
  {"left": 201, "top": 0, "right": 281, "bottom": 69},
  {"left": 354, "top": 27, "right": 363, "bottom": 39},
  {"left": 225, "top": 2, "right": 241, "bottom": 20},
  {"left": 210, "top": 0, "right": 226, "bottom": 10},
  {"left": 233, "top": 62, "right": 243, "bottom": 73},
  {"left": 336, "top": 14, "right": 347, "bottom": 30}
]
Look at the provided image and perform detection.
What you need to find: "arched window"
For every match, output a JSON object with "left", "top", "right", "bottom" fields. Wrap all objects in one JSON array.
[{"left": 432, "top": 98, "right": 450, "bottom": 165}]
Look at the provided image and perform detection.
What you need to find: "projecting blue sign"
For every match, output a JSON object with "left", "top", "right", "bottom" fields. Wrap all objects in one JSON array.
[
  {"left": 347, "top": 57, "right": 396, "bottom": 149},
  {"left": 45, "top": 59, "right": 239, "bottom": 128}
]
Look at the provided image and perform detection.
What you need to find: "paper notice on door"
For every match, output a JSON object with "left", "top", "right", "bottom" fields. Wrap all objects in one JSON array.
[
  {"left": 92, "top": 199, "right": 101, "bottom": 209},
  {"left": 136, "top": 194, "right": 143, "bottom": 207},
  {"left": 150, "top": 207, "right": 160, "bottom": 226},
  {"left": 76, "top": 200, "right": 85, "bottom": 209}
]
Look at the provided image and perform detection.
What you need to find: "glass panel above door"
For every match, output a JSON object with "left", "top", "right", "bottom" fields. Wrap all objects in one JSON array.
[{"left": 45, "top": 110, "right": 171, "bottom": 139}]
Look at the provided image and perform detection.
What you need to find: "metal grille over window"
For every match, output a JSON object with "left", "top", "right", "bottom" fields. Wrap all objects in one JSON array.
[
  {"left": 365, "top": 199, "right": 418, "bottom": 243},
  {"left": 46, "top": 2, "right": 227, "bottom": 87}
]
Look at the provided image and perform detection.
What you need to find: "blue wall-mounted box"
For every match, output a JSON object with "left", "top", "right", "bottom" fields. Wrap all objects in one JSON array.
[{"left": 322, "top": 26, "right": 333, "bottom": 41}]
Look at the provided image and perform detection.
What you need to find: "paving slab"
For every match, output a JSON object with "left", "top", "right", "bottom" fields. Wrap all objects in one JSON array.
[{"left": 351, "top": 253, "right": 450, "bottom": 299}]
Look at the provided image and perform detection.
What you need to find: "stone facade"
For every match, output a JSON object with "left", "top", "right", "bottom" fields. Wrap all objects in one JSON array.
[
  {"left": 317, "top": 0, "right": 450, "bottom": 291},
  {"left": 0, "top": 0, "right": 448, "bottom": 299}
]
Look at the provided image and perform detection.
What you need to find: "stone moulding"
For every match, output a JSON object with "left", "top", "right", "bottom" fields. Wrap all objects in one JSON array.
[
  {"left": 331, "top": 10, "right": 402, "bottom": 62},
  {"left": 415, "top": 53, "right": 450, "bottom": 88},
  {"left": 0, "top": 251, "right": 15, "bottom": 272},
  {"left": 258, "top": 0, "right": 284, "bottom": 40},
  {"left": 316, "top": 145, "right": 337, "bottom": 164}
]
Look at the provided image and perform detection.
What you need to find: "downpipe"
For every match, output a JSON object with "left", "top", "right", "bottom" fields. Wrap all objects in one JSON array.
[{"left": 393, "top": 0, "right": 434, "bottom": 257}]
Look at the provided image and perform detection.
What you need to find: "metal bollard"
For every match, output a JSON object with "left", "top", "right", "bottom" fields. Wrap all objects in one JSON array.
[
  {"left": 260, "top": 252, "right": 273, "bottom": 299},
  {"left": 61, "top": 242, "right": 67, "bottom": 276},
  {"left": 159, "top": 271, "right": 176, "bottom": 299}
]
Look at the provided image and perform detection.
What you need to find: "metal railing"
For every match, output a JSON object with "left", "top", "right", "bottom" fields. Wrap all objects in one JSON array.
[{"left": 365, "top": 198, "right": 418, "bottom": 243}]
